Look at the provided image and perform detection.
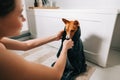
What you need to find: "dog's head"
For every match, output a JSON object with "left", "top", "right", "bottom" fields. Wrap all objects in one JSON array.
[{"left": 62, "top": 18, "right": 79, "bottom": 39}]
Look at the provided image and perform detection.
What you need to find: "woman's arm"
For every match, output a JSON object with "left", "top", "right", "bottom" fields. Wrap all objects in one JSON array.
[
  {"left": 0, "top": 30, "right": 64, "bottom": 51},
  {"left": 0, "top": 39, "right": 73, "bottom": 80}
]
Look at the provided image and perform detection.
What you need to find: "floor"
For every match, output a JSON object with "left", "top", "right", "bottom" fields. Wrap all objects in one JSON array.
[{"left": 89, "top": 49, "right": 120, "bottom": 80}]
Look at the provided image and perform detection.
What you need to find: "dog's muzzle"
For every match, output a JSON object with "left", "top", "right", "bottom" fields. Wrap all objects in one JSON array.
[{"left": 66, "top": 35, "right": 70, "bottom": 40}]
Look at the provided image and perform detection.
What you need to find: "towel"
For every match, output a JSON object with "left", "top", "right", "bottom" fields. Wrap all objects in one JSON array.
[{"left": 52, "top": 26, "right": 87, "bottom": 80}]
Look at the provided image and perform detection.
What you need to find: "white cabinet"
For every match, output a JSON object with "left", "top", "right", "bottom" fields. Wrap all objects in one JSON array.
[{"left": 27, "top": 9, "right": 120, "bottom": 67}]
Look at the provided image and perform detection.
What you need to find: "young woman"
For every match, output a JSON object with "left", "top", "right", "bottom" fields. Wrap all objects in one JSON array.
[{"left": 0, "top": 0, "right": 74, "bottom": 80}]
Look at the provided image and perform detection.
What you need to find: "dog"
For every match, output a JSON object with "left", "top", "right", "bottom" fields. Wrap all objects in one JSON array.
[{"left": 52, "top": 18, "right": 87, "bottom": 80}]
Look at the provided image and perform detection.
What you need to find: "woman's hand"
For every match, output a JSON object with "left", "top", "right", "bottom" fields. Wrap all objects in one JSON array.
[
  {"left": 55, "top": 30, "right": 64, "bottom": 41},
  {"left": 62, "top": 39, "right": 74, "bottom": 50}
]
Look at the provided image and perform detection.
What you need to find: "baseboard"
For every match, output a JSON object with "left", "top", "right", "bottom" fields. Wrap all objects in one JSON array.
[
  {"left": 10, "top": 31, "right": 32, "bottom": 41},
  {"left": 110, "top": 47, "right": 120, "bottom": 51}
]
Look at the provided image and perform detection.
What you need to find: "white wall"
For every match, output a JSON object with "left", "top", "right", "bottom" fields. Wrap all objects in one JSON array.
[
  {"left": 25, "top": 0, "right": 34, "bottom": 9},
  {"left": 53, "top": 0, "right": 120, "bottom": 9}
]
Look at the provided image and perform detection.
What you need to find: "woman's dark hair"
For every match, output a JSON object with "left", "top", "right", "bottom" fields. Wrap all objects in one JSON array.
[{"left": 0, "top": 0, "right": 15, "bottom": 17}]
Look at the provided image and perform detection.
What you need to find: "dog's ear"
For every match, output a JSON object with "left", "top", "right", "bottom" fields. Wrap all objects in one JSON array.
[
  {"left": 62, "top": 18, "right": 69, "bottom": 24},
  {"left": 74, "top": 20, "right": 79, "bottom": 26}
]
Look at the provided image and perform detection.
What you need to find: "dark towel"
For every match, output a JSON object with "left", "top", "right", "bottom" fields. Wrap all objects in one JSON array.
[{"left": 52, "top": 26, "right": 87, "bottom": 80}]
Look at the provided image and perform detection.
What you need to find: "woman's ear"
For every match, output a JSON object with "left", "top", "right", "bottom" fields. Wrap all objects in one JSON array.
[{"left": 62, "top": 18, "right": 69, "bottom": 24}]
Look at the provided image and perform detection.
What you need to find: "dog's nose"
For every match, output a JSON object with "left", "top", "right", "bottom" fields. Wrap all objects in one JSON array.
[{"left": 66, "top": 36, "right": 70, "bottom": 40}]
